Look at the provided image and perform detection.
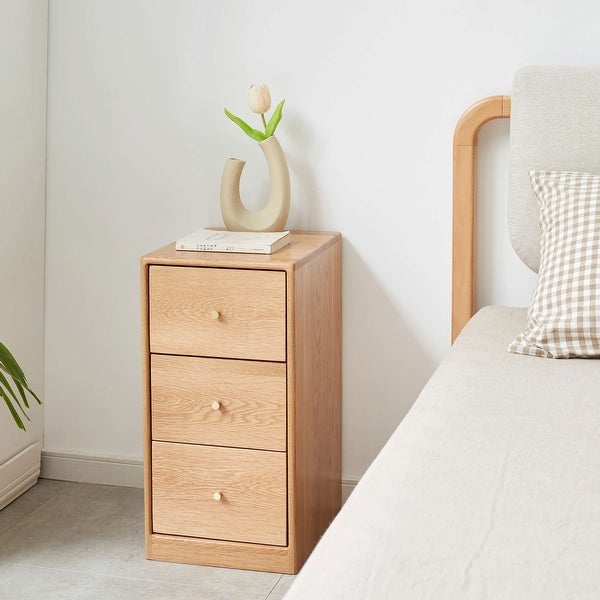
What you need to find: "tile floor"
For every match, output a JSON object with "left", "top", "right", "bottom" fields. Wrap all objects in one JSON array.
[{"left": 0, "top": 479, "right": 295, "bottom": 599}]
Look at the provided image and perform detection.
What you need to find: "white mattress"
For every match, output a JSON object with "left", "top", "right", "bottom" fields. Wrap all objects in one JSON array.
[{"left": 285, "top": 307, "right": 600, "bottom": 599}]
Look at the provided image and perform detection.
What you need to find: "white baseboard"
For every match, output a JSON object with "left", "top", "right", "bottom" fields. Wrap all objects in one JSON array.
[
  {"left": 341, "top": 478, "right": 357, "bottom": 504},
  {"left": 40, "top": 450, "right": 359, "bottom": 501},
  {"left": 0, "top": 442, "right": 41, "bottom": 510},
  {"left": 41, "top": 451, "right": 143, "bottom": 488}
]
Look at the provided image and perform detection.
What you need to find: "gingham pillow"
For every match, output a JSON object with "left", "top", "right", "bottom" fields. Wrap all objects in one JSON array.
[{"left": 508, "top": 170, "right": 600, "bottom": 358}]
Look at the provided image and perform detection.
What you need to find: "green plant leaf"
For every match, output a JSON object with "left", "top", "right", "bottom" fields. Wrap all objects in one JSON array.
[
  {"left": 0, "top": 388, "right": 25, "bottom": 430},
  {"left": 0, "top": 371, "right": 28, "bottom": 415},
  {"left": 0, "top": 342, "right": 40, "bottom": 404},
  {"left": 0, "top": 342, "right": 27, "bottom": 383},
  {"left": 14, "top": 379, "right": 30, "bottom": 409},
  {"left": 265, "top": 99, "right": 285, "bottom": 137},
  {"left": 0, "top": 342, "right": 42, "bottom": 430},
  {"left": 224, "top": 108, "right": 267, "bottom": 142},
  {"left": 22, "top": 380, "right": 41, "bottom": 405}
]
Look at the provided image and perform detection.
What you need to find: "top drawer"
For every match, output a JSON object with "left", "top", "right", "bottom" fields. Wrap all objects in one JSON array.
[{"left": 149, "top": 266, "right": 286, "bottom": 361}]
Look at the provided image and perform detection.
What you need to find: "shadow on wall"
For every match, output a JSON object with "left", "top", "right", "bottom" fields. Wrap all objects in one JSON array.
[
  {"left": 284, "top": 111, "right": 321, "bottom": 229},
  {"left": 342, "top": 241, "right": 438, "bottom": 480}
]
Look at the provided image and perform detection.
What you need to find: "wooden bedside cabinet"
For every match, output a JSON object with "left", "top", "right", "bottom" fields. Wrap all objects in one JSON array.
[{"left": 140, "top": 231, "right": 342, "bottom": 573}]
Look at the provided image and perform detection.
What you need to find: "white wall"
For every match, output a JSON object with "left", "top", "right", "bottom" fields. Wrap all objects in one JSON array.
[
  {"left": 0, "top": 1, "right": 47, "bottom": 456},
  {"left": 44, "top": 0, "right": 600, "bottom": 482}
]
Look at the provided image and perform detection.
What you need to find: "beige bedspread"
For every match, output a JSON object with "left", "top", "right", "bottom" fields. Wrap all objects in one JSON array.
[{"left": 285, "top": 307, "right": 600, "bottom": 599}]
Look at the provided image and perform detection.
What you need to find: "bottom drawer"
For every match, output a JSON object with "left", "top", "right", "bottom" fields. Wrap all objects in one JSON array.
[{"left": 152, "top": 442, "right": 287, "bottom": 546}]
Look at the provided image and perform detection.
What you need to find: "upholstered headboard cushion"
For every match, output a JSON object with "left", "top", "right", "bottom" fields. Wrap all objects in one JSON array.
[{"left": 510, "top": 66, "right": 600, "bottom": 272}]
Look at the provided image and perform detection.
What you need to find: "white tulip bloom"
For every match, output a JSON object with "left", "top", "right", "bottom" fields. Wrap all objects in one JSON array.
[{"left": 248, "top": 84, "right": 272, "bottom": 114}]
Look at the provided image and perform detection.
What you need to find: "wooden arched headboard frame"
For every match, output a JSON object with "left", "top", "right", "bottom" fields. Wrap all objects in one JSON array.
[{"left": 452, "top": 95, "right": 511, "bottom": 342}]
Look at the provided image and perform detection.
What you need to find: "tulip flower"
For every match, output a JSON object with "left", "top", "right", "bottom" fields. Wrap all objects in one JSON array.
[
  {"left": 225, "top": 83, "right": 285, "bottom": 143},
  {"left": 248, "top": 84, "right": 272, "bottom": 115}
]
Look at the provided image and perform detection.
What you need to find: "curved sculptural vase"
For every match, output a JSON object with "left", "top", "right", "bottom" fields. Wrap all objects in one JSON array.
[{"left": 220, "top": 135, "right": 290, "bottom": 232}]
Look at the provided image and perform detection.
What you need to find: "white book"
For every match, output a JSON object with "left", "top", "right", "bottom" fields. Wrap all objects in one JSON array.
[{"left": 175, "top": 229, "right": 291, "bottom": 254}]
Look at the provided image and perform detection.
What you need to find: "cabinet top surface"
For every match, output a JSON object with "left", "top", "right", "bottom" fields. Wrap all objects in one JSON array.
[{"left": 141, "top": 231, "right": 341, "bottom": 270}]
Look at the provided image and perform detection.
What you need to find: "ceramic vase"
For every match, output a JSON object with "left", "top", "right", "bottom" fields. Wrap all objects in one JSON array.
[{"left": 220, "top": 135, "right": 290, "bottom": 232}]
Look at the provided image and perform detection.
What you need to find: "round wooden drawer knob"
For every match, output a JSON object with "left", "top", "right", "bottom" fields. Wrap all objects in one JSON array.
[
  {"left": 211, "top": 401, "right": 221, "bottom": 411},
  {"left": 213, "top": 491, "right": 222, "bottom": 501},
  {"left": 210, "top": 310, "right": 220, "bottom": 320}
]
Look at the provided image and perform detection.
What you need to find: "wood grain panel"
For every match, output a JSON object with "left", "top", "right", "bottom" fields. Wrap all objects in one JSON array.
[
  {"left": 151, "top": 355, "right": 286, "bottom": 451},
  {"left": 142, "top": 231, "right": 340, "bottom": 271},
  {"left": 288, "top": 239, "right": 342, "bottom": 570},
  {"left": 452, "top": 95, "right": 511, "bottom": 341},
  {"left": 149, "top": 266, "right": 286, "bottom": 361},
  {"left": 141, "top": 262, "right": 153, "bottom": 552},
  {"left": 147, "top": 533, "right": 294, "bottom": 573},
  {"left": 152, "top": 442, "right": 287, "bottom": 546}
]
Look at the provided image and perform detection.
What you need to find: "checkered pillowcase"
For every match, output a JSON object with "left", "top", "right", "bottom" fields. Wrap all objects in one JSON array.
[{"left": 508, "top": 170, "right": 600, "bottom": 358}]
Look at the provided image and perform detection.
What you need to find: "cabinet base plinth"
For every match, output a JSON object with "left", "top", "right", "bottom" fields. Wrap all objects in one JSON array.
[{"left": 146, "top": 533, "right": 298, "bottom": 574}]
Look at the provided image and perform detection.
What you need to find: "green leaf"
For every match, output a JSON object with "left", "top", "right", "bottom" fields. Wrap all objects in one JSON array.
[
  {"left": 22, "top": 380, "right": 41, "bottom": 405},
  {"left": 14, "top": 379, "right": 30, "bottom": 409},
  {"left": 224, "top": 109, "right": 267, "bottom": 142},
  {"left": 0, "top": 388, "right": 25, "bottom": 430},
  {"left": 0, "top": 342, "right": 40, "bottom": 405},
  {"left": 0, "top": 343, "right": 27, "bottom": 383},
  {"left": 0, "top": 342, "right": 42, "bottom": 430},
  {"left": 0, "top": 371, "right": 28, "bottom": 415},
  {"left": 265, "top": 99, "right": 285, "bottom": 137}
]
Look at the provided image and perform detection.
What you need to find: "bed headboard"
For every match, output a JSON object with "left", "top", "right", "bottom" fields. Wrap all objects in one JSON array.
[
  {"left": 452, "top": 66, "right": 600, "bottom": 342},
  {"left": 510, "top": 67, "right": 600, "bottom": 273}
]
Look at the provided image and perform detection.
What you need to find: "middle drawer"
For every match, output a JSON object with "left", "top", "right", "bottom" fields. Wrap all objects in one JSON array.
[{"left": 151, "top": 354, "right": 287, "bottom": 451}]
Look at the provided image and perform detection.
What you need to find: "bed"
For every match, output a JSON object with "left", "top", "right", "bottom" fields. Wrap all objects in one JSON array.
[{"left": 284, "top": 67, "right": 600, "bottom": 599}]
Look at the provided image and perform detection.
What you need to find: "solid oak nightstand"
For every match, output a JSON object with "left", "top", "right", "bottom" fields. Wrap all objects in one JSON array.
[{"left": 141, "top": 231, "right": 342, "bottom": 573}]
